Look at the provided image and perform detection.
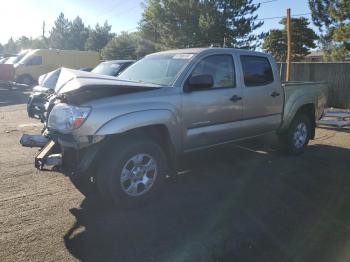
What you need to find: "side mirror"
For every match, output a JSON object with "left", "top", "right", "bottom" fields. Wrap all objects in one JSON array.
[{"left": 185, "top": 74, "right": 214, "bottom": 92}]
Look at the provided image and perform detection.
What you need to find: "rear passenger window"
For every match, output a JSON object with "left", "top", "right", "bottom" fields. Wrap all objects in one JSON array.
[
  {"left": 240, "top": 55, "right": 273, "bottom": 86},
  {"left": 191, "top": 55, "right": 235, "bottom": 89}
]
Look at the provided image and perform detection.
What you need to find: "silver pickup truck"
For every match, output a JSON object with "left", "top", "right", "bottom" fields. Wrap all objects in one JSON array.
[{"left": 21, "top": 48, "right": 328, "bottom": 206}]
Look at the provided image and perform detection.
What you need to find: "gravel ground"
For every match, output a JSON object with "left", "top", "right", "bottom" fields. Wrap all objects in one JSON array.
[{"left": 1, "top": 86, "right": 350, "bottom": 262}]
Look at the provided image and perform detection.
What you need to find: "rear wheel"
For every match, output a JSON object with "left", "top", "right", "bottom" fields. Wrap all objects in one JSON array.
[
  {"left": 279, "top": 113, "right": 311, "bottom": 155},
  {"left": 97, "top": 137, "right": 167, "bottom": 207}
]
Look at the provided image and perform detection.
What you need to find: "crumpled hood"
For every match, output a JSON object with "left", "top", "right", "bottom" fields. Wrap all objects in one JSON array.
[
  {"left": 54, "top": 67, "right": 119, "bottom": 93},
  {"left": 53, "top": 68, "right": 161, "bottom": 105},
  {"left": 38, "top": 68, "right": 62, "bottom": 89}
]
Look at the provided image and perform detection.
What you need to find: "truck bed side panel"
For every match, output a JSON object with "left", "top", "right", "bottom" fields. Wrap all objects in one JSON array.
[{"left": 279, "top": 81, "right": 328, "bottom": 132}]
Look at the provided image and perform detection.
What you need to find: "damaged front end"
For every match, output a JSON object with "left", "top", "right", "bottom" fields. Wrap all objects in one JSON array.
[
  {"left": 21, "top": 131, "right": 105, "bottom": 179},
  {"left": 21, "top": 71, "right": 161, "bottom": 179},
  {"left": 22, "top": 93, "right": 105, "bottom": 174},
  {"left": 27, "top": 90, "right": 53, "bottom": 122}
]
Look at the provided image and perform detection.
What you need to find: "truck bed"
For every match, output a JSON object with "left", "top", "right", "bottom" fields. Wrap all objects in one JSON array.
[{"left": 280, "top": 81, "right": 328, "bottom": 131}]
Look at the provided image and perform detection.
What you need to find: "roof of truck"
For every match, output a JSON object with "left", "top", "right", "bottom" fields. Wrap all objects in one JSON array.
[
  {"left": 152, "top": 47, "right": 271, "bottom": 57},
  {"left": 100, "top": 60, "right": 136, "bottom": 64}
]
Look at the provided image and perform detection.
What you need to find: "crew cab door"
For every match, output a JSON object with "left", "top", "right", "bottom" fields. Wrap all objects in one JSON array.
[
  {"left": 182, "top": 54, "right": 243, "bottom": 151},
  {"left": 239, "top": 55, "right": 283, "bottom": 137}
]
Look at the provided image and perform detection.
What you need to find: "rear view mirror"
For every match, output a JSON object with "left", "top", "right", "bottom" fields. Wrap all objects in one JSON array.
[{"left": 186, "top": 74, "right": 214, "bottom": 92}]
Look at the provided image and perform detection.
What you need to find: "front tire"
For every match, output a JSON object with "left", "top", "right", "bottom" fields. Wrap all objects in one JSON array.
[
  {"left": 69, "top": 175, "right": 96, "bottom": 197},
  {"left": 17, "top": 74, "right": 34, "bottom": 86},
  {"left": 97, "top": 137, "right": 167, "bottom": 207},
  {"left": 279, "top": 113, "right": 311, "bottom": 155}
]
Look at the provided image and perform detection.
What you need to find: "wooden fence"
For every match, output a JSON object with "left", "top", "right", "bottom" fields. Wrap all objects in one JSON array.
[{"left": 278, "top": 62, "right": 350, "bottom": 108}]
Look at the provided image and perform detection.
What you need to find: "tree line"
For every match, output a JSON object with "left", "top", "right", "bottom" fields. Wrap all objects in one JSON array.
[{"left": 0, "top": 0, "right": 348, "bottom": 61}]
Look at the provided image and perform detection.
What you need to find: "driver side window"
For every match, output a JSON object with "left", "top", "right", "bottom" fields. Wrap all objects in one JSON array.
[
  {"left": 191, "top": 55, "right": 236, "bottom": 89},
  {"left": 26, "top": 56, "right": 42, "bottom": 66}
]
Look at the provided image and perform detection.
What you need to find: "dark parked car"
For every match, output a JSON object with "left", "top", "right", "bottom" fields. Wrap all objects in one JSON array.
[
  {"left": 91, "top": 60, "right": 135, "bottom": 76},
  {"left": 78, "top": 67, "right": 93, "bottom": 72}
]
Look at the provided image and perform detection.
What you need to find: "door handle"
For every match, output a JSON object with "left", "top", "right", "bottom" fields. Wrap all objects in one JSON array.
[
  {"left": 230, "top": 95, "right": 242, "bottom": 102},
  {"left": 271, "top": 91, "right": 280, "bottom": 98}
]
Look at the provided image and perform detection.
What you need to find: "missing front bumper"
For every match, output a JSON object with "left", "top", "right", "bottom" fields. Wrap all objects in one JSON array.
[
  {"left": 35, "top": 140, "right": 61, "bottom": 169},
  {"left": 26, "top": 132, "right": 105, "bottom": 177}
]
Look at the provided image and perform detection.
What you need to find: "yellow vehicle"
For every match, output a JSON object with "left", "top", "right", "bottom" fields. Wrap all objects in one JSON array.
[{"left": 14, "top": 49, "right": 100, "bottom": 85}]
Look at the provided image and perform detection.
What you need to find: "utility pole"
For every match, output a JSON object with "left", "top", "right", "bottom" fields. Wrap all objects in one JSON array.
[
  {"left": 286, "top": 8, "right": 292, "bottom": 81},
  {"left": 42, "top": 21, "right": 46, "bottom": 38}
]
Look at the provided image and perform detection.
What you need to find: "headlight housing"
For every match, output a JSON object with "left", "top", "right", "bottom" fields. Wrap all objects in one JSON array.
[{"left": 48, "top": 103, "right": 91, "bottom": 133}]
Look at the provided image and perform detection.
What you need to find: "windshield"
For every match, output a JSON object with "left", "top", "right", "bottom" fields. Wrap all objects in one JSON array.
[
  {"left": 5, "top": 56, "right": 18, "bottom": 64},
  {"left": 19, "top": 52, "right": 36, "bottom": 65},
  {"left": 5, "top": 51, "right": 28, "bottom": 64},
  {"left": 92, "top": 62, "right": 121, "bottom": 76},
  {"left": 117, "top": 53, "right": 193, "bottom": 86}
]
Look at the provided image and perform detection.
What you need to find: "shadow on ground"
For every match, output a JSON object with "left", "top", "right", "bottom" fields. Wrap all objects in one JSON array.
[
  {"left": 0, "top": 84, "right": 31, "bottom": 107},
  {"left": 64, "top": 141, "right": 350, "bottom": 262}
]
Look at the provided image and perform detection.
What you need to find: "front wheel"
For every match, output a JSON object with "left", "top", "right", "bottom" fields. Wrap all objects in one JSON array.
[
  {"left": 69, "top": 175, "right": 97, "bottom": 197},
  {"left": 279, "top": 113, "right": 311, "bottom": 155},
  {"left": 97, "top": 138, "right": 167, "bottom": 207},
  {"left": 17, "top": 74, "right": 34, "bottom": 86}
]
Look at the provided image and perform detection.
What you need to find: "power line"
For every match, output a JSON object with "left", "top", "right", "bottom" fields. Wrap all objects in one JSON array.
[
  {"left": 257, "top": 12, "right": 311, "bottom": 20},
  {"left": 257, "top": 0, "right": 279, "bottom": 4},
  {"left": 99, "top": 0, "right": 277, "bottom": 21},
  {"left": 96, "top": 0, "right": 125, "bottom": 18},
  {"left": 105, "top": 3, "right": 141, "bottom": 21}
]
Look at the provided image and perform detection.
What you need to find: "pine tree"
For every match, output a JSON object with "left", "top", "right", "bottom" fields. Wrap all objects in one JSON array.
[
  {"left": 68, "top": 16, "right": 89, "bottom": 50},
  {"left": 49, "top": 13, "right": 72, "bottom": 49},
  {"left": 262, "top": 17, "right": 318, "bottom": 61},
  {"left": 309, "top": 0, "right": 350, "bottom": 61},
  {"left": 101, "top": 32, "right": 138, "bottom": 60},
  {"left": 16, "top": 36, "right": 33, "bottom": 50},
  {"left": 85, "top": 21, "right": 114, "bottom": 51},
  {"left": 4, "top": 38, "right": 17, "bottom": 53},
  {"left": 139, "top": 0, "right": 264, "bottom": 50}
]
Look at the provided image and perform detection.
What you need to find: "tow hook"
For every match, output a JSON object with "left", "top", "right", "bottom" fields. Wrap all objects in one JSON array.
[
  {"left": 45, "top": 154, "right": 62, "bottom": 167},
  {"left": 35, "top": 140, "right": 61, "bottom": 170}
]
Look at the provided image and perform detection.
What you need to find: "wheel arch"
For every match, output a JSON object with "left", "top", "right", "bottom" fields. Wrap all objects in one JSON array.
[
  {"left": 95, "top": 109, "right": 181, "bottom": 150},
  {"left": 294, "top": 104, "right": 316, "bottom": 139},
  {"left": 281, "top": 103, "right": 316, "bottom": 138},
  {"left": 95, "top": 124, "right": 179, "bottom": 177}
]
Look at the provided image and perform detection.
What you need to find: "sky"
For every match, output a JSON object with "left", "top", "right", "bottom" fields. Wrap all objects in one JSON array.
[{"left": 0, "top": 0, "right": 315, "bottom": 45}]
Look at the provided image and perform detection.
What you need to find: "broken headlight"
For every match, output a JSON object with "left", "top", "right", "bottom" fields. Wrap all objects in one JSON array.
[{"left": 48, "top": 103, "right": 91, "bottom": 134}]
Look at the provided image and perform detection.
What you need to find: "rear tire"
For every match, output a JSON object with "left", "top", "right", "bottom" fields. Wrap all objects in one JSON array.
[
  {"left": 97, "top": 137, "right": 167, "bottom": 207},
  {"left": 279, "top": 113, "right": 311, "bottom": 155}
]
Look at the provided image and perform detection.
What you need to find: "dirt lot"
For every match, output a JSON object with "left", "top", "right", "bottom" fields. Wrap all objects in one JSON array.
[{"left": 1, "top": 86, "right": 350, "bottom": 262}]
